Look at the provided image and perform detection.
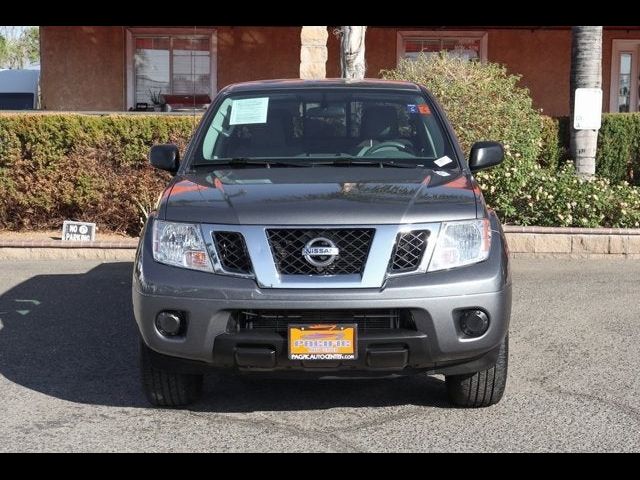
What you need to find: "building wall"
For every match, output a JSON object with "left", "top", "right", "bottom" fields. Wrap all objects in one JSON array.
[
  {"left": 217, "top": 26, "right": 301, "bottom": 88},
  {"left": 488, "top": 29, "right": 572, "bottom": 117},
  {"left": 40, "top": 27, "right": 640, "bottom": 115},
  {"left": 41, "top": 26, "right": 125, "bottom": 111},
  {"left": 327, "top": 27, "right": 574, "bottom": 117},
  {"left": 40, "top": 26, "right": 301, "bottom": 110},
  {"left": 328, "top": 27, "right": 640, "bottom": 117}
]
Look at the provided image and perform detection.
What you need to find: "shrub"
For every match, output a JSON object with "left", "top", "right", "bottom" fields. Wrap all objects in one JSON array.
[
  {"left": 380, "top": 55, "right": 640, "bottom": 227},
  {"left": 538, "top": 115, "right": 568, "bottom": 170},
  {"left": 380, "top": 53, "right": 543, "bottom": 166},
  {"left": 2, "top": 109, "right": 640, "bottom": 235},
  {"left": 596, "top": 113, "right": 640, "bottom": 184},
  {"left": 0, "top": 113, "right": 199, "bottom": 235},
  {"left": 539, "top": 114, "right": 640, "bottom": 184},
  {"left": 476, "top": 161, "right": 640, "bottom": 228}
]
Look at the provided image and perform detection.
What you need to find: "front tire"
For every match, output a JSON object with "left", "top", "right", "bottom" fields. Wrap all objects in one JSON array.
[
  {"left": 140, "top": 339, "right": 203, "bottom": 407},
  {"left": 445, "top": 334, "right": 509, "bottom": 408}
]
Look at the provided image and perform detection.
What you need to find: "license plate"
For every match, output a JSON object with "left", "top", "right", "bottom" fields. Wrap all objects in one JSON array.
[{"left": 288, "top": 324, "right": 357, "bottom": 360}]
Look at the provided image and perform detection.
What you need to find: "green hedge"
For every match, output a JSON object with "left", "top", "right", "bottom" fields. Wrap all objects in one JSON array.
[
  {"left": 0, "top": 114, "right": 198, "bottom": 235},
  {"left": 380, "top": 54, "right": 640, "bottom": 228},
  {"left": 537, "top": 113, "right": 640, "bottom": 185},
  {"left": 1, "top": 108, "right": 640, "bottom": 234},
  {"left": 476, "top": 162, "right": 640, "bottom": 228},
  {"left": 596, "top": 113, "right": 640, "bottom": 184},
  {"left": 381, "top": 54, "right": 543, "bottom": 165}
]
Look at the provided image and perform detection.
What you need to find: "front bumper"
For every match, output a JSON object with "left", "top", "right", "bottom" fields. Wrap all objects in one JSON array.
[{"left": 133, "top": 214, "right": 511, "bottom": 376}]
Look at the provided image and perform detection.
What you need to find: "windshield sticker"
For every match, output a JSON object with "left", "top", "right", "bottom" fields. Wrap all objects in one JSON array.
[
  {"left": 229, "top": 97, "right": 269, "bottom": 125},
  {"left": 406, "top": 104, "right": 418, "bottom": 114},
  {"left": 418, "top": 104, "right": 431, "bottom": 115},
  {"left": 434, "top": 156, "right": 453, "bottom": 167},
  {"left": 434, "top": 170, "right": 451, "bottom": 177}
]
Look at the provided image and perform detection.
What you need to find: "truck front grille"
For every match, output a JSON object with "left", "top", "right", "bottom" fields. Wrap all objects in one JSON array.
[
  {"left": 212, "top": 231, "right": 253, "bottom": 274},
  {"left": 389, "top": 230, "right": 429, "bottom": 272},
  {"left": 232, "top": 309, "right": 415, "bottom": 333},
  {"left": 266, "top": 228, "right": 374, "bottom": 275}
]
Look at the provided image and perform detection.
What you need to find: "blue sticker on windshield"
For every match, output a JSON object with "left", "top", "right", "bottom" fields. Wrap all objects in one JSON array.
[{"left": 406, "top": 104, "right": 419, "bottom": 114}]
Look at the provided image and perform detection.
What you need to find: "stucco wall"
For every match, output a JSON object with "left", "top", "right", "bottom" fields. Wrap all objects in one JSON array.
[{"left": 41, "top": 26, "right": 125, "bottom": 111}]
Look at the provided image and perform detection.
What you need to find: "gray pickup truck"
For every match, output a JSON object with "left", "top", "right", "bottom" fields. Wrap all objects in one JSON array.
[{"left": 133, "top": 79, "right": 511, "bottom": 408}]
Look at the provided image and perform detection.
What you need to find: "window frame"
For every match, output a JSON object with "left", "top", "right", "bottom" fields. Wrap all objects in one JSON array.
[
  {"left": 125, "top": 27, "right": 217, "bottom": 110},
  {"left": 396, "top": 30, "right": 488, "bottom": 64},
  {"left": 609, "top": 39, "right": 640, "bottom": 113}
]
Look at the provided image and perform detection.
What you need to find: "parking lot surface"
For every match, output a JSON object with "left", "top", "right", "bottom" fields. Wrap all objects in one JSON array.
[{"left": 0, "top": 258, "right": 638, "bottom": 452}]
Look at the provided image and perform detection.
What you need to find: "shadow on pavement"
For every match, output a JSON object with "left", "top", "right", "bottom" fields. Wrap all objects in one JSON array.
[{"left": 0, "top": 262, "right": 448, "bottom": 411}]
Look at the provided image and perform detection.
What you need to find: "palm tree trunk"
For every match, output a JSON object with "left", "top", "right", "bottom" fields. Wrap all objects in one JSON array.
[
  {"left": 570, "top": 26, "right": 603, "bottom": 179},
  {"left": 340, "top": 26, "right": 367, "bottom": 79}
]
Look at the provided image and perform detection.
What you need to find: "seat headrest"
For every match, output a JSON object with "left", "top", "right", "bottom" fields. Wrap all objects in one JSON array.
[
  {"left": 248, "top": 108, "right": 291, "bottom": 147},
  {"left": 361, "top": 106, "right": 399, "bottom": 139}
]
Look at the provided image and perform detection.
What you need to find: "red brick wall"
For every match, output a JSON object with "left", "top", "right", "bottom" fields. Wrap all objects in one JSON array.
[
  {"left": 217, "top": 26, "right": 301, "bottom": 88},
  {"left": 329, "top": 27, "right": 640, "bottom": 117},
  {"left": 40, "top": 27, "right": 640, "bottom": 115},
  {"left": 41, "top": 26, "right": 125, "bottom": 110}
]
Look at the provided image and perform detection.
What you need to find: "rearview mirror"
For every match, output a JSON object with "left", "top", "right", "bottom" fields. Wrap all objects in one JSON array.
[
  {"left": 468, "top": 141, "right": 504, "bottom": 172},
  {"left": 149, "top": 144, "right": 180, "bottom": 174}
]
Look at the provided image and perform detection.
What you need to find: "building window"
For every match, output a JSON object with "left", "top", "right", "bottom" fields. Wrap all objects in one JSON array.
[
  {"left": 397, "top": 31, "right": 488, "bottom": 63},
  {"left": 610, "top": 40, "right": 639, "bottom": 113},
  {"left": 617, "top": 52, "right": 633, "bottom": 112},
  {"left": 126, "top": 29, "right": 216, "bottom": 110}
]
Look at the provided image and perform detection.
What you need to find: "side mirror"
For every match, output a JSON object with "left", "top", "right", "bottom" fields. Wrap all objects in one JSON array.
[
  {"left": 468, "top": 141, "right": 504, "bottom": 172},
  {"left": 149, "top": 144, "right": 180, "bottom": 174}
]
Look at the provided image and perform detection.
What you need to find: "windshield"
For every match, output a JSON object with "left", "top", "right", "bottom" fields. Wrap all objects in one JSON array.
[{"left": 192, "top": 89, "right": 458, "bottom": 168}]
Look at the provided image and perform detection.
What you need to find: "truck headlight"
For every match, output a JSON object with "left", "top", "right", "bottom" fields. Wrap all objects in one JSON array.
[
  {"left": 152, "top": 220, "right": 213, "bottom": 272},
  {"left": 428, "top": 219, "right": 491, "bottom": 272}
]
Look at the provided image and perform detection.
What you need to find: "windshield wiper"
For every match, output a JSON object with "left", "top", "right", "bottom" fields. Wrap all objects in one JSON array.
[
  {"left": 191, "top": 158, "right": 312, "bottom": 169},
  {"left": 313, "top": 158, "right": 422, "bottom": 168}
]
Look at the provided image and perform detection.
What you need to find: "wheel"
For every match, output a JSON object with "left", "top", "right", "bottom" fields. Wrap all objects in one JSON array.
[
  {"left": 140, "top": 339, "right": 203, "bottom": 407},
  {"left": 445, "top": 334, "right": 509, "bottom": 408}
]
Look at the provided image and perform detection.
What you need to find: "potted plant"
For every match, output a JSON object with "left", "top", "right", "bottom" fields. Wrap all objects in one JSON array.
[{"left": 149, "top": 89, "right": 164, "bottom": 112}]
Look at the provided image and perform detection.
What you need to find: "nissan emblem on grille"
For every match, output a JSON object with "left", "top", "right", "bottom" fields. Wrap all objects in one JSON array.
[{"left": 302, "top": 237, "right": 340, "bottom": 267}]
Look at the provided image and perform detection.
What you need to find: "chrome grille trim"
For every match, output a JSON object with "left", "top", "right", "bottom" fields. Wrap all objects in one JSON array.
[{"left": 200, "top": 223, "right": 442, "bottom": 288}]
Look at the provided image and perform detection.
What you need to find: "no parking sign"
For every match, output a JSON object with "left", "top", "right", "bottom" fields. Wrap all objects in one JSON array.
[{"left": 62, "top": 221, "right": 96, "bottom": 241}]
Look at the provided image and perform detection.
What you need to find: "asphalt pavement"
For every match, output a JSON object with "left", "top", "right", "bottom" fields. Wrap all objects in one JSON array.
[{"left": 0, "top": 258, "right": 638, "bottom": 452}]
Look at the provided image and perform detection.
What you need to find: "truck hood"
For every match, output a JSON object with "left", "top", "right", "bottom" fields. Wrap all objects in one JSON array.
[{"left": 162, "top": 167, "right": 478, "bottom": 225}]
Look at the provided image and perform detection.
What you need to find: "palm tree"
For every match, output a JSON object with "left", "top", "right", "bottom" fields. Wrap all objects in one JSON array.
[
  {"left": 570, "top": 26, "right": 603, "bottom": 179},
  {"left": 339, "top": 26, "right": 367, "bottom": 79}
]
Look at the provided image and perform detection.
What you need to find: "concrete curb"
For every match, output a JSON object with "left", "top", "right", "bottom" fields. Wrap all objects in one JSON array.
[{"left": 2, "top": 227, "right": 640, "bottom": 261}]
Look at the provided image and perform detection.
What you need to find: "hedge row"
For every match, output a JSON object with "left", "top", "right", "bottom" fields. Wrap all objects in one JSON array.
[
  {"left": 538, "top": 113, "right": 640, "bottom": 185},
  {"left": 1, "top": 111, "right": 640, "bottom": 234},
  {"left": 596, "top": 113, "right": 640, "bottom": 184},
  {"left": 380, "top": 54, "right": 640, "bottom": 228},
  {"left": 0, "top": 114, "right": 199, "bottom": 235}
]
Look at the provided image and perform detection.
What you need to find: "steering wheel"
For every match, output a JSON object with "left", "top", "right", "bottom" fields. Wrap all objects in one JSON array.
[{"left": 358, "top": 141, "right": 416, "bottom": 157}]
